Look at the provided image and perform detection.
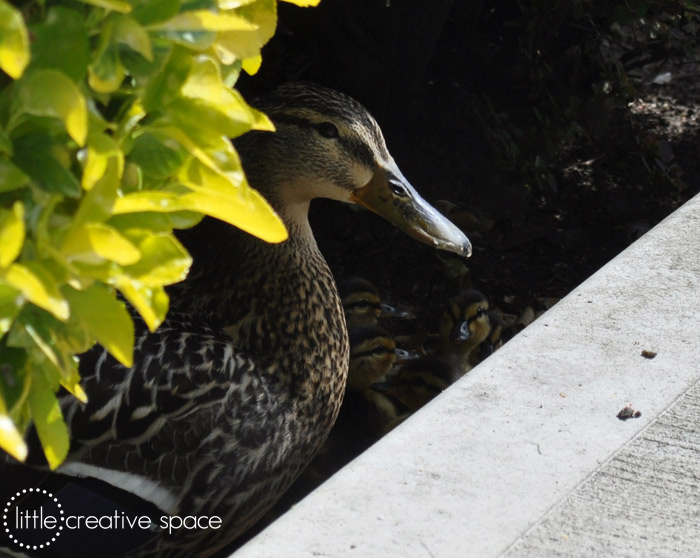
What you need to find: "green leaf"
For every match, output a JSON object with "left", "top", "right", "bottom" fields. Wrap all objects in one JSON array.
[
  {"left": 241, "top": 54, "right": 262, "bottom": 75},
  {"left": 115, "top": 128, "right": 288, "bottom": 243},
  {"left": 0, "top": 409, "right": 27, "bottom": 462},
  {"left": 129, "top": 131, "right": 188, "bottom": 178},
  {"left": 168, "top": 97, "right": 255, "bottom": 140},
  {"left": 0, "top": 1, "right": 30, "bottom": 79},
  {"left": 0, "top": 263, "right": 69, "bottom": 321},
  {"left": 0, "top": 201, "right": 24, "bottom": 268},
  {"left": 26, "top": 369, "right": 69, "bottom": 469},
  {"left": 178, "top": 55, "right": 274, "bottom": 133},
  {"left": 147, "top": 10, "right": 258, "bottom": 32},
  {"left": 147, "top": 10, "right": 257, "bottom": 52},
  {"left": 125, "top": 127, "right": 286, "bottom": 241},
  {"left": 113, "top": 14, "right": 153, "bottom": 62},
  {"left": 73, "top": 154, "right": 121, "bottom": 225},
  {"left": 0, "top": 127, "right": 12, "bottom": 155},
  {"left": 142, "top": 46, "right": 192, "bottom": 112},
  {"left": 61, "top": 223, "right": 142, "bottom": 266},
  {"left": 65, "top": 284, "right": 134, "bottom": 367},
  {"left": 14, "top": 69, "right": 88, "bottom": 146},
  {"left": 58, "top": 364, "right": 87, "bottom": 405},
  {"left": 12, "top": 134, "right": 82, "bottom": 198},
  {"left": 215, "top": 0, "right": 276, "bottom": 62},
  {"left": 168, "top": 210, "right": 204, "bottom": 229},
  {"left": 89, "top": 39, "right": 125, "bottom": 94},
  {"left": 178, "top": 157, "right": 287, "bottom": 242},
  {"left": 130, "top": 0, "right": 181, "bottom": 26},
  {"left": 109, "top": 212, "right": 172, "bottom": 233},
  {"left": 279, "top": 0, "right": 321, "bottom": 5},
  {"left": 81, "top": 132, "right": 124, "bottom": 191},
  {"left": 116, "top": 281, "right": 168, "bottom": 332},
  {"left": 30, "top": 6, "right": 90, "bottom": 82},
  {"left": 9, "top": 312, "right": 87, "bottom": 403},
  {"left": 75, "top": 0, "right": 132, "bottom": 13},
  {"left": 0, "top": 284, "right": 21, "bottom": 336},
  {"left": 0, "top": 158, "right": 30, "bottom": 193},
  {"left": 122, "top": 231, "right": 191, "bottom": 286},
  {"left": 0, "top": 343, "right": 31, "bottom": 415},
  {"left": 219, "top": 0, "right": 261, "bottom": 7}
]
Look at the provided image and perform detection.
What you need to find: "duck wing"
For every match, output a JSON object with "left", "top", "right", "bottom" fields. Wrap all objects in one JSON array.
[{"left": 1, "top": 311, "right": 291, "bottom": 557}]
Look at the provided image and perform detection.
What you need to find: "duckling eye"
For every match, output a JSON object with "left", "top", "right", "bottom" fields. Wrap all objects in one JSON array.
[
  {"left": 476, "top": 307, "right": 485, "bottom": 318},
  {"left": 316, "top": 122, "right": 339, "bottom": 139}
]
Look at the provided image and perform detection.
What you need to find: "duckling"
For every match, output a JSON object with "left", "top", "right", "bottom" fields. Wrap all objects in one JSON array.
[
  {"left": 338, "top": 276, "right": 383, "bottom": 326},
  {"left": 437, "top": 288, "right": 492, "bottom": 380},
  {"left": 347, "top": 325, "right": 398, "bottom": 389},
  {"left": 372, "top": 356, "right": 453, "bottom": 414},
  {"left": 323, "top": 325, "right": 403, "bottom": 459},
  {"left": 470, "top": 310, "right": 504, "bottom": 366},
  {"left": 2, "top": 82, "right": 471, "bottom": 558},
  {"left": 338, "top": 275, "right": 412, "bottom": 327},
  {"left": 371, "top": 290, "right": 493, "bottom": 417}
]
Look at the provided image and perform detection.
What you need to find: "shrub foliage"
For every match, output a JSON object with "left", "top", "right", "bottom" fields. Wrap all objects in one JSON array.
[{"left": 0, "top": 0, "right": 318, "bottom": 469}]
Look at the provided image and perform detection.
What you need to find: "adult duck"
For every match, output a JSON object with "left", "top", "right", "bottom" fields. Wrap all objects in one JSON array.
[{"left": 1, "top": 82, "right": 470, "bottom": 558}]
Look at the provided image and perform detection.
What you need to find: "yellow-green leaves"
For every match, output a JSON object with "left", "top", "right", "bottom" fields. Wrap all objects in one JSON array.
[
  {"left": 0, "top": 201, "right": 24, "bottom": 268},
  {"left": 216, "top": 0, "right": 276, "bottom": 62},
  {"left": 30, "top": 7, "right": 90, "bottom": 82},
  {"left": 81, "top": 132, "right": 125, "bottom": 192},
  {"left": 65, "top": 284, "right": 134, "bottom": 367},
  {"left": 280, "top": 0, "right": 322, "bottom": 6},
  {"left": 0, "top": 411, "right": 27, "bottom": 463},
  {"left": 0, "top": 0, "right": 320, "bottom": 467},
  {"left": 116, "top": 281, "right": 169, "bottom": 333},
  {"left": 0, "top": 264, "right": 69, "bottom": 321},
  {"left": 27, "top": 370, "right": 69, "bottom": 470},
  {"left": 0, "top": 1, "right": 29, "bottom": 79},
  {"left": 14, "top": 70, "right": 88, "bottom": 146},
  {"left": 76, "top": 0, "right": 132, "bottom": 13},
  {"left": 61, "top": 224, "right": 141, "bottom": 266},
  {"left": 0, "top": 347, "right": 30, "bottom": 462},
  {"left": 148, "top": 10, "right": 257, "bottom": 32}
]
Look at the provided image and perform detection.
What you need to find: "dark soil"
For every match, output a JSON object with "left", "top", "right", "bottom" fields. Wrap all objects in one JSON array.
[{"left": 238, "top": 1, "right": 700, "bottom": 342}]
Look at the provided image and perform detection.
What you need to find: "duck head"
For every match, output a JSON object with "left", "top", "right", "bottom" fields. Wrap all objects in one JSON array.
[{"left": 243, "top": 82, "right": 471, "bottom": 258}]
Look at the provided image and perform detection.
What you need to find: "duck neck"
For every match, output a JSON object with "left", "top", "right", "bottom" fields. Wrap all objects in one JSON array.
[{"left": 173, "top": 204, "right": 349, "bottom": 419}]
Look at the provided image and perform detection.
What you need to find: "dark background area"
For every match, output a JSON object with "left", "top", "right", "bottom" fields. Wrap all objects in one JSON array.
[{"left": 237, "top": 0, "right": 700, "bottom": 337}]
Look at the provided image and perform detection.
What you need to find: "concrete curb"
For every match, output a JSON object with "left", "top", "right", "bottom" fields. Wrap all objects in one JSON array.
[{"left": 232, "top": 193, "right": 700, "bottom": 558}]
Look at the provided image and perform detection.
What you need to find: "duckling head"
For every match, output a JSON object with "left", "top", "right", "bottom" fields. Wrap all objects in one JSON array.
[
  {"left": 338, "top": 276, "right": 383, "bottom": 327},
  {"left": 438, "top": 289, "right": 491, "bottom": 354},
  {"left": 239, "top": 82, "right": 471, "bottom": 257},
  {"left": 347, "top": 325, "right": 397, "bottom": 390}
]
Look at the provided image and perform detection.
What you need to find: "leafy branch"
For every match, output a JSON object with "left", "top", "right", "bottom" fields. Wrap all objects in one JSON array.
[{"left": 0, "top": 0, "right": 319, "bottom": 469}]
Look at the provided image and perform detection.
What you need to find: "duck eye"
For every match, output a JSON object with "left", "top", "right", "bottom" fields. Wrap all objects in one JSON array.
[
  {"left": 389, "top": 181, "right": 408, "bottom": 197},
  {"left": 316, "top": 122, "right": 339, "bottom": 139}
]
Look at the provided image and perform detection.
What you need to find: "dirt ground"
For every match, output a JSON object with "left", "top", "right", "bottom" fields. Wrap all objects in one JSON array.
[{"left": 238, "top": 3, "right": 700, "bottom": 344}]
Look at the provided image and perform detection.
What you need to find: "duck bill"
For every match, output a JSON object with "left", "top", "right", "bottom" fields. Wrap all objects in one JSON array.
[
  {"left": 350, "top": 165, "right": 472, "bottom": 258},
  {"left": 450, "top": 320, "right": 472, "bottom": 343}
]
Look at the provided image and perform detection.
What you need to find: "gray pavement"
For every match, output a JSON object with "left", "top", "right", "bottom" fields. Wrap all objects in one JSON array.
[
  {"left": 505, "top": 379, "right": 700, "bottom": 558},
  {"left": 233, "top": 192, "right": 700, "bottom": 558}
]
